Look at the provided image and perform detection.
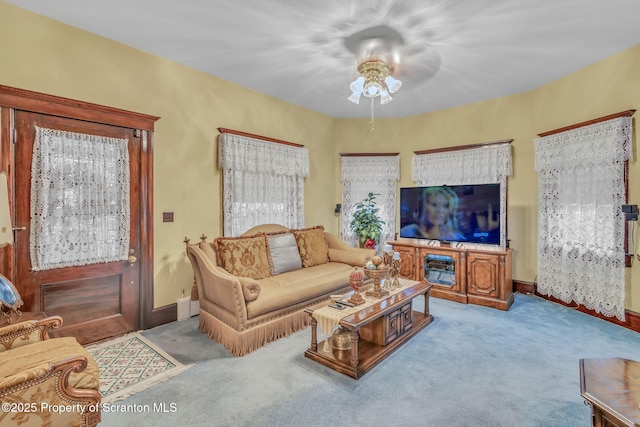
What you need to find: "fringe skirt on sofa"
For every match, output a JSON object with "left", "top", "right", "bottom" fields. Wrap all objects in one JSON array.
[{"left": 198, "top": 309, "right": 311, "bottom": 356}]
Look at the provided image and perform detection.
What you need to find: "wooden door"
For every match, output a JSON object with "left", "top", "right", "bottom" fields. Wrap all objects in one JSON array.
[{"left": 13, "top": 110, "right": 142, "bottom": 344}]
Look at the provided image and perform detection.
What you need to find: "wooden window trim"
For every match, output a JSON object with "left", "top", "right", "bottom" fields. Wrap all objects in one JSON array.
[
  {"left": 340, "top": 152, "right": 399, "bottom": 157},
  {"left": 414, "top": 139, "right": 512, "bottom": 156},
  {"left": 537, "top": 110, "right": 635, "bottom": 137},
  {"left": 217, "top": 127, "right": 304, "bottom": 148},
  {"left": 0, "top": 85, "right": 158, "bottom": 131}
]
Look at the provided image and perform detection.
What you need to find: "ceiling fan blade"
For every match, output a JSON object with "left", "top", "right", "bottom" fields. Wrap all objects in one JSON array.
[{"left": 394, "top": 53, "right": 441, "bottom": 89}]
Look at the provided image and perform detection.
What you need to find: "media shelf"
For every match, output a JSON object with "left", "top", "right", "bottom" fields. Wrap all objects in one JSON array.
[
  {"left": 390, "top": 241, "right": 513, "bottom": 311},
  {"left": 424, "top": 254, "right": 455, "bottom": 286}
]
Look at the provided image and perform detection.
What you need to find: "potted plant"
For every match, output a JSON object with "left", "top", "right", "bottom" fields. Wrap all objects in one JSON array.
[{"left": 349, "top": 192, "right": 385, "bottom": 249}]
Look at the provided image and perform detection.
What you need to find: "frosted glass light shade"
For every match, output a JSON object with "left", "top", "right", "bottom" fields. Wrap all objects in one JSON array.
[
  {"left": 350, "top": 76, "right": 365, "bottom": 93},
  {"left": 364, "top": 81, "right": 382, "bottom": 97},
  {"left": 380, "top": 89, "right": 393, "bottom": 104},
  {"left": 384, "top": 75, "right": 402, "bottom": 93}
]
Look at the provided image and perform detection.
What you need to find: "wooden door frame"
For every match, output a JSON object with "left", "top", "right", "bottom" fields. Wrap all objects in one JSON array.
[{"left": 0, "top": 84, "right": 168, "bottom": 329}]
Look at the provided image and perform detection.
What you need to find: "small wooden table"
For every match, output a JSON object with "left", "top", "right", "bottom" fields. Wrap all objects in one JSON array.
[
  {"left": 580, "top": 358, "right": 640, "bottom": 426},
  {"left": 304, "top": 281, "right": 433, "bottom": 379}
]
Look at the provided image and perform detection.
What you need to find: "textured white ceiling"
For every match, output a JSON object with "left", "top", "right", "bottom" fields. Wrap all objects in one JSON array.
[{"left": 6, "top": 0, "right": 640, "bottom": 118}]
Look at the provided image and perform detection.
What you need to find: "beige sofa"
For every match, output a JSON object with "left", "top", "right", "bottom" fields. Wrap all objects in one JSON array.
[{"left": 185, "top": 224, "right": 374, "bottom": 356}]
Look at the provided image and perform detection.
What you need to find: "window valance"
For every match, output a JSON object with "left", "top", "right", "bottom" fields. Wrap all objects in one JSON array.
[
  {"left": 218, "top": 132, "right": 309, "bottom": 177},
  {"left": 535, "top": 117, "right": 632, "bottom": 171},
  {"left": 412, "top": 144, "right": 512, "bottom": 185},
  {"left": 340, "top": 156, "right": 400, "bottom": 183}
]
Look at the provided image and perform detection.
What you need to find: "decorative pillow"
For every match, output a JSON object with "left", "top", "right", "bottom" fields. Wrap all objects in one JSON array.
[
  {"left": 292, "top": 226, "right": 329, "bottom": 268},
  {"left": 214, "top": 234, "right": 271, "bottom": 280},
  {"left": 266, "top": 232, "right": 302, "bottom": 275}
]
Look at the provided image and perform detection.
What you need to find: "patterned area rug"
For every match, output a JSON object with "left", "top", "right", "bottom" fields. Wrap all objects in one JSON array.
[{"left": 86, "top": 332, "right": 194, "bottom": 403}]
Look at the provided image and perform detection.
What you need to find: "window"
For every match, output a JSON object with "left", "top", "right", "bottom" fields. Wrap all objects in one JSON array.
[
  {"left": 218, "top": 130, "right": 309, "bottom": 236},
  {"left": 340, "top": 154, "right": 399, "bottom": 247},
  {"left": 534, "top": 114, "right": 633, "bottom": 321}
]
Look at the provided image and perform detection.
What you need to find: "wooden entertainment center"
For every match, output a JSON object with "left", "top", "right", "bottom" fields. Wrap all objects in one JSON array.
[{"left": 390, "top": 240, "right": 513, "bottom": 310}]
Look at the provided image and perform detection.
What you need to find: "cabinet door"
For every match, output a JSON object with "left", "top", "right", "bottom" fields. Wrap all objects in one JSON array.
[
  {"left": 467, "top": 253, "right": 501, "bottom": 298},
  {"left": 395, "top": 246, "right": 417, "bottom": 280}
]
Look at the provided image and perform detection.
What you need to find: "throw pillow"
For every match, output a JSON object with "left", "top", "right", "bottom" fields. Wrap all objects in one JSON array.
[
  {"left": 292, "top": 226, "right": 329, "bottom": 268},
  {"left": 266, "top": 232, "right": 302, "bottom": 275},
  {"left": 215, "top": 234, "right": 271, "bottom": 280}
]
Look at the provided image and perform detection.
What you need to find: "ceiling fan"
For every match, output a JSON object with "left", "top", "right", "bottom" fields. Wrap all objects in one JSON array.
[
  {"left": 343, "top": 24, "right": 440, "bottom": 129},
  {"left": 344, "top": 24, "right": 440, "bottom": 91}
]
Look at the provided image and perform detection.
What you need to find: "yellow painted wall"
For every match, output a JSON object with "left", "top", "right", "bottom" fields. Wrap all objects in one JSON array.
[
  {"left": 2, "top": 2, "right": 640, "bottom": 313},
  {"left": 0, "top": 2, "right": 335, "bottom": 307}
]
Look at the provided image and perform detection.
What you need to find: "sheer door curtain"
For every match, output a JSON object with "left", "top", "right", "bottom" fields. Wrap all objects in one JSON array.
[
  {"left": 31, "top": 126, "right": 130, "bottom": 271},
  {"left": 534, "top": 116, "right": 632, "bottom": 321}
]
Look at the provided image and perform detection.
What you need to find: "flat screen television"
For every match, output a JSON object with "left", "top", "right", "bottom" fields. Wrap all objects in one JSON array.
[{"left": 399, "top": 184, "right": 501, "bottom": 245}]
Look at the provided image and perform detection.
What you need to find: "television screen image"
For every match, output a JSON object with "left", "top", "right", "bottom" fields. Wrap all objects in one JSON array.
[{"left": 399, "top": 184, "right": 501, "bottom": 245}]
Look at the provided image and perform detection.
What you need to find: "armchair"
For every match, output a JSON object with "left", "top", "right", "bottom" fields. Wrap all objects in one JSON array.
[{"left": 0, "top": 316, "right": 101, "bottom": 427}]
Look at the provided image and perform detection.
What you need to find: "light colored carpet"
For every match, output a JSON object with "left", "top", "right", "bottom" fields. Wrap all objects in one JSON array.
[
  {"left": 99, "top": 293, "right": 640, "bottom": 426},
  {"left": 86, "top": 332, "right": 194, "bottom": 403}
]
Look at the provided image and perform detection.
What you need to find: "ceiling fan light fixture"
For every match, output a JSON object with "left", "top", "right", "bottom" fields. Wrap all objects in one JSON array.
[{"left": 349, "top": 59, "right": 401, "bottom": 105}]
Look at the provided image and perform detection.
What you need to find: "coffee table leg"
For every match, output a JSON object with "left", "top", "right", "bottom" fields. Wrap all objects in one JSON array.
[
  {"left": 350, "top": 330, "right": 359, "bottom": 368},
  {"left": 310, "top": 316, "right": 318, "bottom": 352},
  {"left": 423, "top": 293, "right": 430, "bottom": 317}
]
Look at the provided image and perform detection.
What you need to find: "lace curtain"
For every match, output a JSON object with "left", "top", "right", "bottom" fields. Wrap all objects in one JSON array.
[
  {"left": 219, "top": 133, "right": 309, "bottom": 236},
  {"left": 341, "top": 156, "right": 400, "bottom": 247},
  {"left": 411, "top": 144, "right": 512, "bottom": 249},
  {"left": 30, "top": 126, "right": 130, "bottom": 271},
  {"left": 534, "top": 116, "right": 631, "bottom": 321}
]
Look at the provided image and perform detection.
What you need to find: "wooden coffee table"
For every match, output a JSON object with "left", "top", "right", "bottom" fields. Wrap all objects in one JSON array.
[
  {"left": 580, "top": 357, "right": 640, "bottom": 426},
  {"left": 304, "top": 280, "right": 433, "bottom": 379}
]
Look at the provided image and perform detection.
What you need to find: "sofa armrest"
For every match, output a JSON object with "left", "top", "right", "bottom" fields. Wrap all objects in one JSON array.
[
  {"left": 187, "top": 245, "right": 260, "bottom": 310},
  {"left": 0, "top": 316, "right": 63, "bottom": 352},
  {"left": 325, "top": 232, "right": 375, "bottom": 266},
  {"left": 328, "top": 248, "right": 372, "bottom": 267}
]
